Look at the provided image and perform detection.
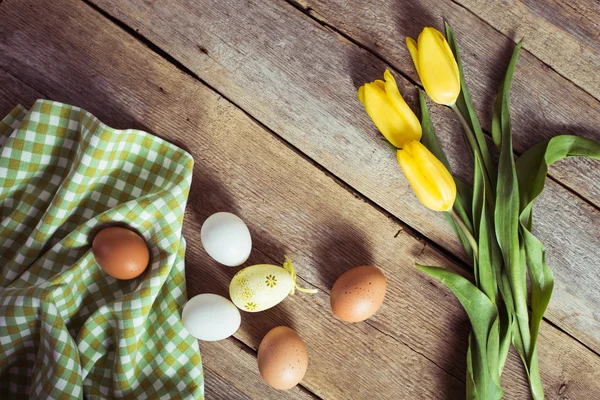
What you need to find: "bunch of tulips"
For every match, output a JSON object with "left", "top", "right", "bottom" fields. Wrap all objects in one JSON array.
[{"left": 358, "top": 24, "right": 600, "bottom": 399}]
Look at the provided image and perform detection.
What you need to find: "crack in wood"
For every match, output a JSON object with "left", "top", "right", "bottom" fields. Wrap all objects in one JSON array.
[
  {"left": 228, "top": 335, "right": 324, "bottom": 399},
  {"left": 196, "top": 45, "right": 209, "bottom": 55},
  {"left": 282, "top": 0, "right": 600, "bottom": 214},
  {"left": 448, "top": 0, "right": 600, "bottom": 102},
  {"left": 246, "top": 245, "right": 468, "bottom": 387},
  {"left": 77, "top": 0, "right": 600, "bottom": 361},
  {"left": 368, "top": 320, "right": 466, "bottom": 385},
  {"left": 0, "top": 66, "right": 46, "bottom": 98}
]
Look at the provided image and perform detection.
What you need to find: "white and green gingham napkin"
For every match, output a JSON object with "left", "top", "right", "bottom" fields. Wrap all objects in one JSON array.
[{"left": 0, "top": 100, "right": 204, "bottom": 399}]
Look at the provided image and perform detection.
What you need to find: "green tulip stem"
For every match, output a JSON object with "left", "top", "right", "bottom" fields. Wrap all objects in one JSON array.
[
  {"left": 449, "top": 103, "right": 495, "bottom": 210},
  {"left": 450, "top": 208, "right": 479, "bottom": 260}
]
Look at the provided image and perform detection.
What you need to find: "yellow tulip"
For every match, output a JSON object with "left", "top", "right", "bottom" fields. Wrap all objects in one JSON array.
[
  {"left": 358, "top": 69, "right": 422, "bottom": 148},
  {"left": 397, "top": 140, "right": 456, "bottom": 212},
  {"left": 406, "top": 27, "right": 460, "bottom": 106}
]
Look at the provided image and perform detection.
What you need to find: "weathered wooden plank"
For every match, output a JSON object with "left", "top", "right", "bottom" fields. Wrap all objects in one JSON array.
[
  {"left": 180, "top": 119, "right": 598, "bottom": 399},
  {"left": 288, "top": 0, "right": 600, "bottom": 209},
  {"left": 2, "top": 0, "right": 599, "bottom": 398},
  {"left": 0, "top": 27, "right": 309, "bottom": 400},
  {"left": 452, "top": 0, "right": 600, "bottom": 207},
  {"left": 81, "top": 0, "right": 600, "bottom": 353},
  {"left": 201, "top": 337, "right": 317, "bottom": 399},
  {"left": 455, "top": 0, "right": 600, "bottom": 100},
  {"left": 0, "top": 2, "right": 467, "bottom": 398},
  {"left": 0, "top": 72, "right": 41, "bottom": 115},
  {"left": 203, "top": 369, "right": 251, "bottom": 400}
]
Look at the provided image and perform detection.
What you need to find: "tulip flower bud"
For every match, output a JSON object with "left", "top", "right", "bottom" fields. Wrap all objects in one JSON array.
[
  {"left": 406, "top": 27, "right": 460, "bottom": 106},
  {"left": 397, "top": 140, "right": 456, "bottom": 212},
  {"left": 358, "top": 69, "right": 422, "bottom": 148}
]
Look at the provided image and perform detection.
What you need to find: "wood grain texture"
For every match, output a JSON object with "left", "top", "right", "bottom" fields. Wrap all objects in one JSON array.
[
  {"left": 455, "top": 0, "right": 600, "bottom": 100},
  {"left": 288, "top": 0, "right": 600, "bottom": 208},
  {"left": 1, "top": 0, "right": 599, "bottom": 398},
  {"left": 0, "top": 71, "right": 41, "bottom": 115},
  {"left": 82, "top": 0, "right": 600, "bottom": 353},
  {"left": 201, "top": 338, "right": 317, "bottom": 399}
]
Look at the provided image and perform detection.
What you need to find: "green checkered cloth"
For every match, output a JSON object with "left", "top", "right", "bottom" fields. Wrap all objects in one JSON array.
[{"left": 0, "top": 100, "right": 204, "bottom": 399}]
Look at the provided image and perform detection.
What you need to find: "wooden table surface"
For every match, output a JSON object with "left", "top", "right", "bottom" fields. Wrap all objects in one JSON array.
[{"left": 1, "top": 0, "right": 599, "bottom": 398}]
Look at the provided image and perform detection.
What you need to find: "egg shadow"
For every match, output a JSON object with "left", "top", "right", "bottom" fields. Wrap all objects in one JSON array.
[
  {"left": 179, "top": 158, "right": 298, "bottom": 349},
  {"left": 235, "top": 242, "right": 299, "bottom": 350},
  {"left": 182, "top": 163, "right": 241, "bottom": 298},
  {"left": 237, "top": 301, "right": 298, "bottom": 352},
  {"left": 313, "top": 218, "right": 374, "bottom": 292},
  {"left": 247, "top": 225, "right": 288, "bottom": 271}
]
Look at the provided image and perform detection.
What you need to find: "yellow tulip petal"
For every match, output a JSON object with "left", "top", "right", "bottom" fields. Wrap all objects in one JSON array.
[
  {"left": 431, "top": 28, "right": 460, "bottom": 87},
  {"left": 358, "top": 85, "right": 366, "bottom": 105},
  {"left": 407, "top": 141, "right": 456, "bottom": 210},
  {"left": 361, "top": 82, "right": 420, "bottom": 149},
  {"left": 417, "top": 27, "right": 461, "bottom": 106},
  {"left": 406, "top": 37, "right": 420, "bottom": 75},
  {"left": 397, "top": 146, "right": 445, "bottom": 211},
  {"left": 383, "top": 70, "right": 422, "bottom": 145},
  {"left": 373, "top": 80, "right": 385, "bottom": 91}
]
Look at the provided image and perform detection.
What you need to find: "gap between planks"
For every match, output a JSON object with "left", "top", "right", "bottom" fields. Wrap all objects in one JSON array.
[
  {"left": 0, "top": 6, "right": 465, "bottom": 390},
  {"left": 0, "top": 67, "right": 50, "bottom": 100},
  {"left": 251, "top": 244, "right": 468, "bottom": 386},
  {"left": 229, "top": 334, "right": 324, "bottom": 399},
  {"left": 0, "top": 63, "right": 325, "bottom": 400},
  {"left": 77, "top": 0, "right": 600, "bottom": 360},
  {"left": 285, "top": 0, "right": 600, "bottom": 214},
  {"left": 444, "top": 0, "right": 600, "bottom": 102}
]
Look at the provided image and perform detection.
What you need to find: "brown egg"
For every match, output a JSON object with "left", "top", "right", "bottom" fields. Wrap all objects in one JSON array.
[
  {"left": 92, "top": 227, "right": 149, "bottom": 280},
  {"left": 330, "top": 266, "right": 386, "bottom": 322},
  {"left": 257, "top": 326, "right": 308, "bottom": 390}
]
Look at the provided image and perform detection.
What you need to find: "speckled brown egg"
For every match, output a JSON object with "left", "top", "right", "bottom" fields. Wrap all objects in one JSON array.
[
  {"left": 257, "top": 326, "right": 308, "bottom": 390},
  {"left": 92, "top": 227, "right": 149, "bottom": 280},
  {"left": 330, "top": 266, "right": 386, "bottom": 322}
]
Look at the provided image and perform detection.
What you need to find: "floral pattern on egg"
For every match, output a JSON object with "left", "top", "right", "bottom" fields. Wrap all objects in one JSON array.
[
  {"left": 230, "top": 264, "right": 294, "bottom": 312},
  {"left": 241, "top": 287, "right": 253, "bottom": 301},
  {"left": 265, "top": 275, "right": 277, "bottom": 288}
]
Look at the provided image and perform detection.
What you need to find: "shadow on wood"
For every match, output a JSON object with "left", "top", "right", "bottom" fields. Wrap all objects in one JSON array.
[
  {"left": 479, "top": 32, "right": 519, "bottom": 122},
  {"left": 313, "top": 218, "right": 374, "bottom": 291},
  {"left": 395, "top": 0, "right": 438, "bottom": 39},
  {"left": 346, "top": 46, "right": 385, "bottom": 91},
  {"left": 183, "top": 156, "right": 241, "bottom": 300}
]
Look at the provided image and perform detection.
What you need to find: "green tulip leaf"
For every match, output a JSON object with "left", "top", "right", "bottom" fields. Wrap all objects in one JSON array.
[
  {"left": 419, "top": 89, "right": 450, "bottom": 169},
  {"left": 445, "top": 23, "right": 496, "bottom": 192},
  {"left": 466, "top": 334, "right": 476, "bottom": 400},
  {"left": 446, "top": 25, "right": 515, "bottom": 383},
  {"left": 475, "top": 143, "right": 513, "bottom": 375},
  {"left": 516, "top": 134, "right": 600, "bottom": 399},
  {"left": 418, "top": 89, "right": 475, "bottom": 259},
  {"left": 492, "top": 41, "right": 548, "bottom": 399},
  {"left": 417, "top": 265, "right": 503, "bottom": 400},
  {"left": 486, "top": 317, "right": 501, "bottom": 388},
  {"left": 517, "top": 135, "right": 600, "bottom": 226},
  {"left": 473, "top": 157, "right": 496, "bottom": 297},
  {"left": 492, "top": 40, "right": 529, "bottom": 350},
  {"left": 497, "top": 302, "right": 513, "bottom": 374}
]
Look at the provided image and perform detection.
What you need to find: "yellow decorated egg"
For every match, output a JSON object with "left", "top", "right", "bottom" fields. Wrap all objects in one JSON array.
[{"left": 229, "top": 257, "right": 317, "bottom": 312}]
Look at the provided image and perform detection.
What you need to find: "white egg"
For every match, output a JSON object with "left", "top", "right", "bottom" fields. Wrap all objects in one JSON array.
[
  {"left": 182, "top": 294, "right": 241, "bottom": 341},
  {"left": 201, "top": 212, "right": 252, "bottom": 267}
]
